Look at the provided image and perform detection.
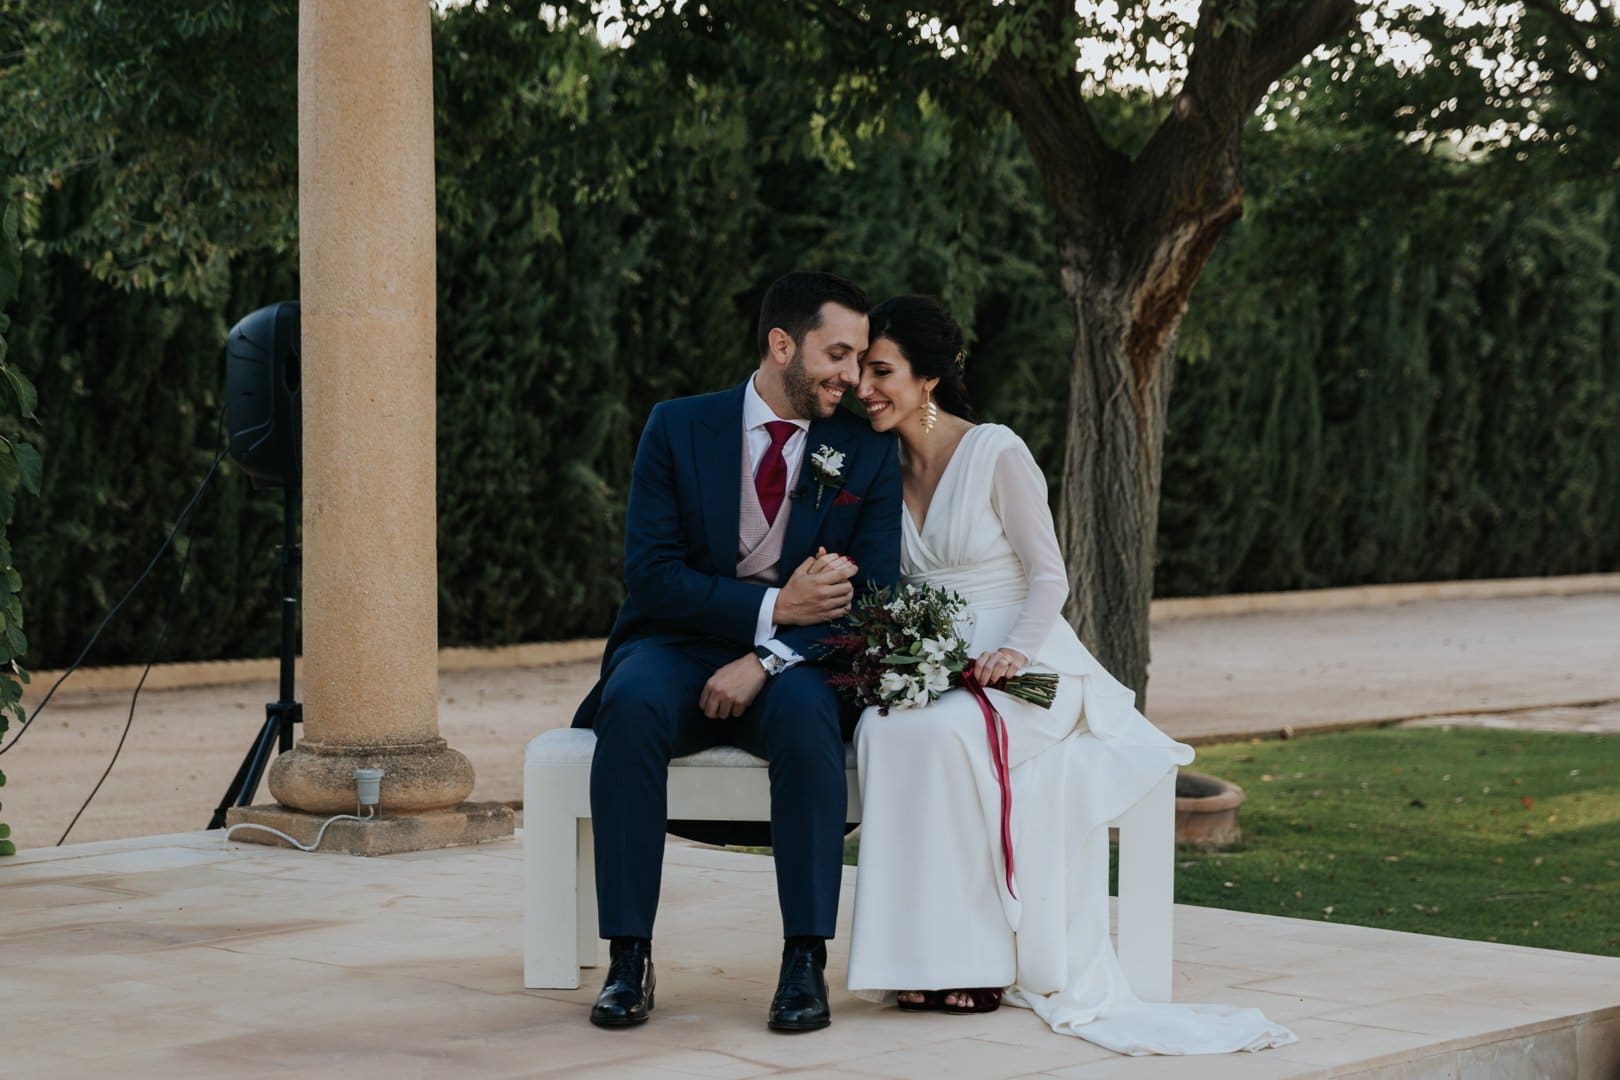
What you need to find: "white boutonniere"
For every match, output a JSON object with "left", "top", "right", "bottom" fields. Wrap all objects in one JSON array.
[{"left": 809, "top": 444, "right": 846, "bottom": 509}]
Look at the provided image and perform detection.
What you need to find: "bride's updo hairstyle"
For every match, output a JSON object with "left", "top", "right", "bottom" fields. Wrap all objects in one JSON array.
[{"left": 867, "top": 294, "right": 976, "bottom": 422}]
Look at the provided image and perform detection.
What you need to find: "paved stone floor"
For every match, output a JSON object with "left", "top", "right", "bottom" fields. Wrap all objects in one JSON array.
[{"left": 5, "top": 831, "right": 1620, "bottom": 1078}]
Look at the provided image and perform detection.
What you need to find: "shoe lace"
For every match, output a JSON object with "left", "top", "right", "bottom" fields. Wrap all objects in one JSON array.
[
  {"left": 777, "top": 948, "right": 821, "bottom": 997},
  {"left": 607, "top": 947, "right": 644, "bottom": 986}
]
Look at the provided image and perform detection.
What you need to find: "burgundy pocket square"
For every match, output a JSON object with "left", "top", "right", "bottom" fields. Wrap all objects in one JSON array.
[{"left": 833, "top": 489, "right": 862, "bottom": 507}]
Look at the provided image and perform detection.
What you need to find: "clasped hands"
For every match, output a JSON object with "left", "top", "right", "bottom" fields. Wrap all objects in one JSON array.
[{"left": 698, "top": 548, "right": 858, "bottom": 720}]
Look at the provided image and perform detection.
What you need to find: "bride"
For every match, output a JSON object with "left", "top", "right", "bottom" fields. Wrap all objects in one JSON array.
[{"left": 846, "top": 294, "right": 1296, "bottom": 1056}]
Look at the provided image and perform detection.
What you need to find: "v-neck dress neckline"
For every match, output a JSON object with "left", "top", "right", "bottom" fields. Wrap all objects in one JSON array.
[{"left": 903, "top": 423, "right": 984, "bottom": 540}]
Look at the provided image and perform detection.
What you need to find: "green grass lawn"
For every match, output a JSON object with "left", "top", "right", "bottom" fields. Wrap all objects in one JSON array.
[
  {"left": 1170, "top": 728, "right": 1620, "bottom": 956},
  {"left": 839, "top": 727, "right": 1620, "bottom": 956}
]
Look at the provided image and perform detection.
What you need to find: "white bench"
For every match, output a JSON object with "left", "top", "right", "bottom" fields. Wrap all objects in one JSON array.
[{"left": 523, "top": 727, "right": 1177, "bottom": 1000}]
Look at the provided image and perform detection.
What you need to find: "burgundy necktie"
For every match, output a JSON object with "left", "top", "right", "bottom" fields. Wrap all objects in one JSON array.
[{"left": 756, "top": 420, "right": 798, "bottom": 525}]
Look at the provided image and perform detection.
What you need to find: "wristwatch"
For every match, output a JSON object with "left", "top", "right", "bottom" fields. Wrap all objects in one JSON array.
[{"left": 753, "top": 644, "right": 788, "bottom": 677}]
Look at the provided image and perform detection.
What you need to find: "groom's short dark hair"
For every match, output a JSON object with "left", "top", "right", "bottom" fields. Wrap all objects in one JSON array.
[{"left": 757, "top": 271, "right": 871, "bottom": 358}]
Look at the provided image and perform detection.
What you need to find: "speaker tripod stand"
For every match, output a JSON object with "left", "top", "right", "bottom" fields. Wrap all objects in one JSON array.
[{"left": 208, "top": 484, "right": 300, "bottom": 829}]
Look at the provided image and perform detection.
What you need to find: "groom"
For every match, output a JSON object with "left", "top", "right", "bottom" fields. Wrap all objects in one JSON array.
[{"left": 571, "top": 271, "right": 902, "bottom": 1032}]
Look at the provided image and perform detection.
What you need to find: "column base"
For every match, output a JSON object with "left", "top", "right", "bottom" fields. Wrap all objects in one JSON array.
[
  {"left": 224, "top": 801, "right": 514, "bottom": 856},
  {"left": 269, "top": 737, "right": 476, "bottom": 813}
]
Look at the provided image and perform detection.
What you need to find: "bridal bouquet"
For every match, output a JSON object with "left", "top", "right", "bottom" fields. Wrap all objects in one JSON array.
[
  {"left": 824, "top": 582, "right": 1054, "bottom": 899},
  {"left": 823, "top": 583, "right": 1059, "bottom": 713}
]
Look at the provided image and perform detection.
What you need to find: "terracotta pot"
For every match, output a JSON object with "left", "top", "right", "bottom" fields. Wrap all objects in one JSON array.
[{"left": 1174, "top": 771, "right": 1245, "bottom": 848}]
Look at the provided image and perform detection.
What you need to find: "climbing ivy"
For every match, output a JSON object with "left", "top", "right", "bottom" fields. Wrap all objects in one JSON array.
[{"left": 0, "top": 199, "right": 40, "bottom": 856}]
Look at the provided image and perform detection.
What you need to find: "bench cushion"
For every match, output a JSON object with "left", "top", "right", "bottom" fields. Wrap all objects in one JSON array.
[{"left": 526, "top": 727, "right": 857, "bottom": 770}]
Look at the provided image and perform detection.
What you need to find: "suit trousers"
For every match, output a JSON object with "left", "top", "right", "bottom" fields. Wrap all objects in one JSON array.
[{"left": 589, "top": 636, "right": 849, "bottom": 941}]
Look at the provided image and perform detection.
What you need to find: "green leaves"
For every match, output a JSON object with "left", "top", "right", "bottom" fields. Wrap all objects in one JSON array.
[
  {"left": 3, "top": 1, "right": 298, "bottom": 303},
  {"left": 0, "top": 439, "right": 42, "bottom": 501},
  {"left": 1, "top": 201, "right": 38, "bottom": 455},
  {"left": 13, "top": 442, "right": 41, "bottom": 496},
  {"left": 0, "top": 194, "right": 27, "bottom": 855},
  {"left": 0, "top": 203, "right": 19, "bottom": 312},
  {"left": 3, "top": 367, "right": 38, "bottom": 423}
]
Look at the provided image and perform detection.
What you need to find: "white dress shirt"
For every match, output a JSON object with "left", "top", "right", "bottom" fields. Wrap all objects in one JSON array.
[{"left": 743, "top": 374, "right": 808, "bottom": 669}]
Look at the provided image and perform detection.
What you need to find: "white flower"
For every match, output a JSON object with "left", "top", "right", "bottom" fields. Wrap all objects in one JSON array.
[
  {"left": 879, "top": 671, "right": 912, "bottom": 699},
  {"left": 919, "top": 662, "right": 951, "bottom": 694},
  {"left": 920, "top": 636, "right": 958, "bottom": 662},
  {"left": 810, "top": 445, "right": 845, "bottom": 476},
  {"left": 809, "top": 444, "right": 847, "bottom": 508}
]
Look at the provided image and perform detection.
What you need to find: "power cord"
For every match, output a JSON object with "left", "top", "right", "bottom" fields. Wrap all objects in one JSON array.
[
  {"left": 55, "top": 508, "right": 199, "bottom": 845},
  {"left": 50, "top": 411, "right": 230, "bottom": 844},
  {"left": 0, "top": 409, "right": 228, "bottom": 758},
  {"left": 223, "top": 806, "right": 377, "bottom": 852}
]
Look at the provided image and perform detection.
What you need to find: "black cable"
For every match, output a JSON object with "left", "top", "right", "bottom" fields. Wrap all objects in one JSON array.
[
  {"left": 0, "top": 409, "right": 228, "bottom": 757},
  {"left": 54, "top": 410, "right": 227, "bottom": 843},
  {"left": 56, "top": 523, "right": 195, "bottom": 845}
]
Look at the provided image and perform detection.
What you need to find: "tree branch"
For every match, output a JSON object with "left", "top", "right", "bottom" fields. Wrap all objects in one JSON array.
[
  {"left": 1522, "top": 0, "right": 1612, "bottom": 78},
  {"left": 790, "top": 0, "right": 992, "bottom": 112},
  {"left": 1128, "top": 0, "right": 1358, "bottom": 238},
  {"left": 798, "top": 0, "right": 893, "bottom": 43},
  {"left": 1125, "top": 1, "right": 1253, "bottom": 251},
  {"left": 988, "top": 52, "right": 1126, "bottom": 235},
  {"left": 1182, "top": 0, "right": 1258, "bottom": 130},
  {"left": 1244, "top": 0, "right": 1361, "bottom": 109}
]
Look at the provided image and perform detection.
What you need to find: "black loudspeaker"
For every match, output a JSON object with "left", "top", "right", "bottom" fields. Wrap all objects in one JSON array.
[{"left": 225, "top": 301, "right": 302, "bottom": 489}]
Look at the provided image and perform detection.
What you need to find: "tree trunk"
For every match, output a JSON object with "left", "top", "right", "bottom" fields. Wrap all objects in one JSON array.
[
  {"left": 1053, "top": 193, "right": 1241, "bottom": 711},
  {"left": 981, "top": 0, "right": 1359, "bottom": 711},
  {"left": 1054, "top": 269, "right": 1169, "bottom": 711}
]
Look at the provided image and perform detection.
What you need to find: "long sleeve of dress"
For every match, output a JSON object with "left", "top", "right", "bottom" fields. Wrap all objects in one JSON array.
[{"left": 989, "top": 440, "right": 1070, "bottom": 662}]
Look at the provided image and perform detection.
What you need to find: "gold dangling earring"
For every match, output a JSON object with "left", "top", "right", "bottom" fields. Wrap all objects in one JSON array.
[{"left": 922, "top": 386, "right": 938, "bottom": 434}]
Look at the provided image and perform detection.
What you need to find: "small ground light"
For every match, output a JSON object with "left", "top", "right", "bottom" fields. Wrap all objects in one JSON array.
[{"left": 354, "top": 769, "right": 385, "bottom": 817}]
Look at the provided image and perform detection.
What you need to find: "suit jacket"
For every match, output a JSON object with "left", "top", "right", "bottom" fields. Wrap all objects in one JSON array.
[{"left": 572, "top": 379, "right": 903, "bottom": 728}]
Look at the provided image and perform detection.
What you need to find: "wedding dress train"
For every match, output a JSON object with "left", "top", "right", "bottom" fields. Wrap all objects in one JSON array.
[{"left": 846, "top": 423, "right": 1296, "bottom": 1056}]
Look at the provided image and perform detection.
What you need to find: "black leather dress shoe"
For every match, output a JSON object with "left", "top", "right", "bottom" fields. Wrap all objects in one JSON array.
[
  {"left": 768, "top": 939, "right": 831, "bottom": 1032},
  {"left": 590, "top": 938, "right": 655, "bottom": 1028}
]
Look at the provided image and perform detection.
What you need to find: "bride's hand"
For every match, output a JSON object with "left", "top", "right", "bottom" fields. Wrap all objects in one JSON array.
[
  {"left": 807, "top": 545, "right": 856, "bottom": 580},
  {"left": 774, "top": 547, "right": 858, "bottom": 626},
  {"left": 973, "top": 648, "right": 1028, "bottom": 687}
]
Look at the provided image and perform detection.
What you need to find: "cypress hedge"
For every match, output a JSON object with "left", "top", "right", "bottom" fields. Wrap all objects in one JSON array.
[{"left": 1159, "top": 184, "right": 1620, "bottom": 596}]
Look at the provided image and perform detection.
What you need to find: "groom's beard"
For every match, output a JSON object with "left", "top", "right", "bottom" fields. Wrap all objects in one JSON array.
[{"left": 784, "top": 350, "right": 845, "bottom": 419}]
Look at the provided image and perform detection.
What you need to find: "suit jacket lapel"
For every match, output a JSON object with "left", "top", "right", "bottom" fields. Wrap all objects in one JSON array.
[
  {"left": 699, "top": 381, "right": 748, "bottom": 574},
  {"left": 783, "top": 416, "right": 846, "bottom": 568}
]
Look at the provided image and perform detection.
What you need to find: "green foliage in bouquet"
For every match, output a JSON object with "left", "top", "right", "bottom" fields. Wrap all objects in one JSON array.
[{"left": 824, "top": 583, "right": 1057, "bottom": 713}]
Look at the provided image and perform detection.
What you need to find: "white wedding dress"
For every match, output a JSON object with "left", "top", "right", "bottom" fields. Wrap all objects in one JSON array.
[{"left": 847, "top": 424, "right": 1296, "bottom": 1056}]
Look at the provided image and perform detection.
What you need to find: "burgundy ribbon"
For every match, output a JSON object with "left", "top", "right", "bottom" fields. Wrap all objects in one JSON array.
[{"left": 961, "top": 670, "right": 1016, "bottom": 899}]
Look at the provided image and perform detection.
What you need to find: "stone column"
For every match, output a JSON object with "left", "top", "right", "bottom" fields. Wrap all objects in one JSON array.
[{"left": 232, "top": 0, "right": 510, "bottom": 853}]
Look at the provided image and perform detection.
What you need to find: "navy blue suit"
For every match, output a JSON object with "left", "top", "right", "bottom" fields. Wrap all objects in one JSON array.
[{"left": 573, "top": 379, "right": 902, "bottom": 940}]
